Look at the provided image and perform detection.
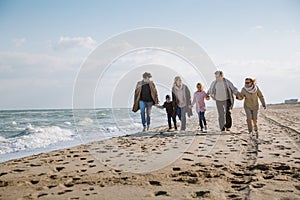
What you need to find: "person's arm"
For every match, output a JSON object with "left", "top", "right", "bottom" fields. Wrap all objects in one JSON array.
[
  {"left": 226, "top": 79, "right": 239, "bottom": 96},
  {"left": 257, "top": 87, "right": 266, "bottom": 109},
  {"left": 236, "top": 89, "right": 245, "bottom": 100},
  {"left": 191, "top": 93, "right": 196, "bottom": 107},
  {"left": 132, "top": 82, "right": 142, "bottom": 112},
  {"left": 186, "top": 86, "right": 192, "bottom": 106},
  {"left": 172, "top": 90, "right": 177, "bottom": 107},
  {"left": 156, "top": 102, "right": 165, "bottom": 109},
  {"left": 150, "top": 81, "right": 159, "bottom": 105},
  {"left": 186, "top": 86, "right": 193, "bottom": 117},
  {"left": 204, "top": 91, "right": 210, "bottom": 100},
  {"left": 206, "top": 81, "right": 214, "bottom": 96}
]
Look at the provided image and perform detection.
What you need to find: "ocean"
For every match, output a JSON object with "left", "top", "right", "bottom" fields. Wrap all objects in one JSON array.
[{"left": 0, "top": 107, "right": 167, "bottom": 162}]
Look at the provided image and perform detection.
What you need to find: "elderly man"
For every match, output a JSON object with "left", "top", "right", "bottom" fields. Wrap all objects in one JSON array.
[
  {"left": 132, "top": 72, "right": 159, "bottom": 131},
  {"left": 207, "top": 71, "right": 239, "bottom": 131}
]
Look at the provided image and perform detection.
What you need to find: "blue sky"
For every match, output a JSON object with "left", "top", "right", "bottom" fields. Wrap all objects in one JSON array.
[{"left": 0, "top": 0, "right": 299, "bottom": 109}]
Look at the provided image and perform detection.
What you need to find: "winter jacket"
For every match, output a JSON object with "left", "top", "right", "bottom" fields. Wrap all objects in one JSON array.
[
  {"left": 132, "top": 80, "right": 159, "bottom": 112},
  {"left": 172, "top": 84, "right": 193, "bottom": 117},
  {"left": 238, "top": 86, "right": 266, "bottom": 110},
  {"left": 207, "top": 78, "right": 239, "bottom": 109}
]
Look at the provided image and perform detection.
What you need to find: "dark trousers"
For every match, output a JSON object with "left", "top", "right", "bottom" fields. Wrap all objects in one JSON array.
[
  {"left": 198, "top": 111, "right": 207, "bottom": 129},
  {"left": 167, "top": 113, "right": 177, "bottom": 129},
  {"left": 216, "top": 99, "right": 232, "bottom": 130}
]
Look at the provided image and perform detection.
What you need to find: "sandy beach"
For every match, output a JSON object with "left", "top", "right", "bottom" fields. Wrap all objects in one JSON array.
[{"left": 0, "top": 103, "right": 299, "bottom": 200}]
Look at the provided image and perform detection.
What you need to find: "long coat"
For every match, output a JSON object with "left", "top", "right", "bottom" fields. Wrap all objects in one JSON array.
[
  {"left": 132, "top": 81, "right": 159, "bottom": 112},
  {"left": 172, "top": 84, "right": 193, "bottom": 117}
]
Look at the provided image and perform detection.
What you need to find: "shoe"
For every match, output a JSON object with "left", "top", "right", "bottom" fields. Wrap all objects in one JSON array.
[
  {"left": 254, "top": 126, "right": 258, "bottom": 132},
  {"left": 168, "top": 128, "right": 172, "bottom": 132},
  {"left": 200, "top": 128, "right": 203, "bottom": 132},
  {"left": 174, "top": 127, "right": 178, "bottom": 131},
  {"left": 221, "top": 127, "right": 225, "bottom": 132},
  {"left": 142, "top": 127, "right": 146, "bottom": 132},
  {"left": 204, "top": 125, "right": 208, "bottom": 131},
  {"left": 226, "top": 128, "right": 230, "bottom": 131},
  {"left": 147, "top": 126, "right": 149, "bottom": 131}
]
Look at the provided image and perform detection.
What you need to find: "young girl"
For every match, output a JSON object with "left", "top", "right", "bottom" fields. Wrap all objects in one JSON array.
[
  {"left": 190, "top": 83, "right": 210, "bottom": 132},
  {"left": 237, "top": 78, "right": 266, "bottom": 134}
]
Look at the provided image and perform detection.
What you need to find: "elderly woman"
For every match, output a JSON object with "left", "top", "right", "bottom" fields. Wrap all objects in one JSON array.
[
  {"left": 172, "top": 76, "right": 192, "bottom": 131},
  {"left": 237, "top": 78, "right": 266, "bottom": 134}
]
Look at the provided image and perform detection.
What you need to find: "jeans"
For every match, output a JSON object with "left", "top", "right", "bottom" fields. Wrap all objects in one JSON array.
[
  {"left": 176, "top": 106, "right": 187, "bottom": 131},
  {"left": 139, "top": 100, "right": 153, "bottom": 127},
  {"left": 167, "top": 113, "right": 177, "bottom": 129},
  {"left": 198, "top": 111, "right": 207, "bottom": 129},
  {"left": 216, "top": 99, "right": 232, "bottom": 130}
]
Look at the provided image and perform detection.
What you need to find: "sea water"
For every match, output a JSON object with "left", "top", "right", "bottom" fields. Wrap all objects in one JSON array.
[{"left": 0, "top": 107, "right": 167, "bottom": 162}]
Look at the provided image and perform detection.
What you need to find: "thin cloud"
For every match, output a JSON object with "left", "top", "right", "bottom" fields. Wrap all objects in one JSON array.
[
  {"left": 250, "top": 25, "right": 264, "bottom": 32},
  {"left": 12, "top": 38, "right": 27, "bottom": 48},
  {"left": 0, "top": 51, "right": 82, "bottom": 75},
  {"left": 53, "top": 36, "right": 97, "bottom": 51}
]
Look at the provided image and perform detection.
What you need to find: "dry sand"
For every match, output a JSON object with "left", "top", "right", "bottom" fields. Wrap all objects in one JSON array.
[{"left": 0, "top": 103, "right": 299, "bottom": 200}]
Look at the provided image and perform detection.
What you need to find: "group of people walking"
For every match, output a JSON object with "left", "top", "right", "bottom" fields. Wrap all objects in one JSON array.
[{"left": 132, "top": 71, "right": 266, "bottom": 134}]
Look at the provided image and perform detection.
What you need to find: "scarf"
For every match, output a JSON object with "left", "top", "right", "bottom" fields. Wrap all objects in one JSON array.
[{"left": 244, "top": 84, "right": 257, "bottom": 94}]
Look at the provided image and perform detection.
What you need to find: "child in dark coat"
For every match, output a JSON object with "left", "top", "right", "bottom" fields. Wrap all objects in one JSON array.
[{"left": 158, "top": 95, "right": 177, "bottom": 131}]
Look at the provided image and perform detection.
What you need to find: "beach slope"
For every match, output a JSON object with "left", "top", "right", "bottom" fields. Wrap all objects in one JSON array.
[{"left": 0, "top": 104, "right": 299, "bottom": 200}]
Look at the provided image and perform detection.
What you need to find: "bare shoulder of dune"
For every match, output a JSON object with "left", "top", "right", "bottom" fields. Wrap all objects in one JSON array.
[{"left": 0, "top": 103, "right": 299, "bottom": 200}]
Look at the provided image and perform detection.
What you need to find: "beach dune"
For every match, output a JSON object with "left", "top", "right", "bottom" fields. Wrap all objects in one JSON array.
[{"left": 0, "top": 104, "right": 299, "bottom": 200}]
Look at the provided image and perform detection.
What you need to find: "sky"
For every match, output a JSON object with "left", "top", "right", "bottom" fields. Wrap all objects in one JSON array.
[{"left": 0, "top": 0, "right": 299, "bottom": 109}]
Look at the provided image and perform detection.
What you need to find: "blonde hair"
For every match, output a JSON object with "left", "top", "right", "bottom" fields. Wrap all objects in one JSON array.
[
  {"left": 245, "top": 78, "right": 256, "bottom": 84},
  {"left": 174, "top": 76, "right": 182, "bottom": 86}
]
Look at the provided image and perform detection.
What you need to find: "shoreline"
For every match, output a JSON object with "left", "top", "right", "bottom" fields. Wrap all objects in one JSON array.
[{"left": 0, "top": 104, "right": 299, "bottom": 199}]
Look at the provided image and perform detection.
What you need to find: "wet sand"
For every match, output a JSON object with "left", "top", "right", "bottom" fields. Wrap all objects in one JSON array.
[{"left": 0, "top": 103, "right": 299, "bottom": 200}]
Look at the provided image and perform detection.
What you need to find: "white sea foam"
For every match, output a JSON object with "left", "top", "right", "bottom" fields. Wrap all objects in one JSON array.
[
  {"left": 0, "top": 136, "right": 6, "bottom": 142},
  {"left": 78, "top": 118, "right": 94, "bottom": 125},
  {"left": 64, "top": 121, "right": 72, "bottom": 125},
  {"left": 0, "top": 125, "right": 75, "bottom": 154},
  {"left": 0, "top": 108, "right": 167, "bottom": 161}
]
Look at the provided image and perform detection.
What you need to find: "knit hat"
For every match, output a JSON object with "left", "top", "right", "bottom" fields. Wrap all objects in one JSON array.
[{"left": 165, "top": 95, "right": 170, "bottom": 99}]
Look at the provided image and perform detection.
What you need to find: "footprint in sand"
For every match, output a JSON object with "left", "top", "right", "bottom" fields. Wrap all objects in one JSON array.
[
  {"left": 37, "top": 192, "right": 48, "bottom": 198},
  {"left": 182, "top": 158, "right": 194, "bottom": 161},
  {"left": 0, "top": 172, "right": 8, "bottom": 177},
  {"left": 30, "top": 180, "right": 39, "bottom": 185},
  {"left": 252, "top": 183, "right": 265, "bottom": 188},
  {"left": 154, "top": 191, "right": 168, "bottom": 196},
  {"left": 173, "top": 167, "right": 181, "bottom": 171},
  {"left": 13, "top": 169, "right": 26, "bottom": 173},
  {"left": 56, "top": 166, "right": 65, "bottom": 172},
  {"left": 57, "top": 189, "right": 73, "bottom": 195},
  {"left": 192, "top": 191, "right": 210, "bottom": 198},
  {"left": 149, "top": 180, "right": 161, "bottom": 186}
]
